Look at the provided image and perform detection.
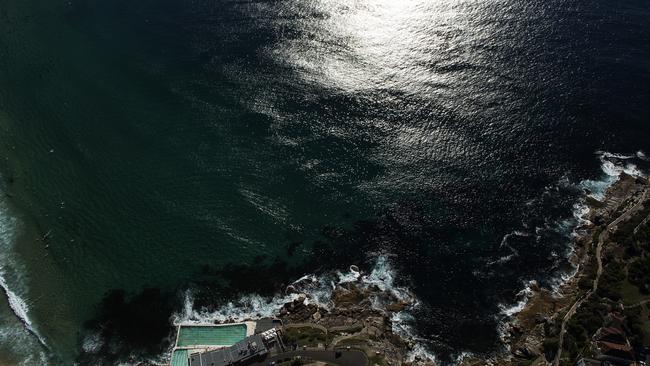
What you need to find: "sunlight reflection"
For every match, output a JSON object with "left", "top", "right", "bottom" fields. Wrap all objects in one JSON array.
[{"left": 270, "top": 0, "right": 469, "bottom": 94}]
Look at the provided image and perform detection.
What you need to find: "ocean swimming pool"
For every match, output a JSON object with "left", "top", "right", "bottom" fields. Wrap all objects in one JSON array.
[
  {"left": 175, "top": 324, "right": 248, "bottom": 347},
  {"left": 171, "top": 349, "right": 189, "bottom": 366}
]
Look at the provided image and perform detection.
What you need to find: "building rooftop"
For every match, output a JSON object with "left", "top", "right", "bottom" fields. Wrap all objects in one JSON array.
[
  {"left": 188, "top": 334, "right": 268, "bottom": 366},
  {"left": 254, "top": 318, "right": 282, "bottom": 334}
]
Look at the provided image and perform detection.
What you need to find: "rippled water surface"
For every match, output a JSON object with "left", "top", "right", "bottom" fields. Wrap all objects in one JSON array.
[{"left": 0, "top": 0, "right": 649, "bottom": 363}]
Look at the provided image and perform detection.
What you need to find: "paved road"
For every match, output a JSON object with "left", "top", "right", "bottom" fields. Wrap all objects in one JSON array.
[
  {"left": 249, "top": 349, "right": 368, "bottom": 366},
  {"left": 554, "top": 187, "right": 649, "bottom": 366}
]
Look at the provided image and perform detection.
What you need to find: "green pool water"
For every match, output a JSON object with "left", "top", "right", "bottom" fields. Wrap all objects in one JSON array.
[
  {"left": 176, "top": 325, "right": 247, "bottom": 347},
  {"left": 171, "top": 350, "right": 189, "bottom": 366}
]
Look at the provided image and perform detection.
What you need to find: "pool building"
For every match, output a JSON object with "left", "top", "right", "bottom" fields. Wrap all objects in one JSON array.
[{"left": 170, "top": 319, "right": 283, "bottom": 366}]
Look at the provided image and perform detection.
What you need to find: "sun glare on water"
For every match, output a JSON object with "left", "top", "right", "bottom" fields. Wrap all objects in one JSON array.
[{"left": 270, "top": 0, "right": 473, "bottom": 95}]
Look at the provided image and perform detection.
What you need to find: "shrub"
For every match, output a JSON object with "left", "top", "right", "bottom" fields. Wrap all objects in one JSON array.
[{"left": 628, "top": 257, "right": 650, "bottom": 294}]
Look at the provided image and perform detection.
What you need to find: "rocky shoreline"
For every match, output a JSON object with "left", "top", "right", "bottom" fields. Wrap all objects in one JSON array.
[
  {"left": 151, "top": 171, "right": 649, "bottom": 366},
  {"left": 269, "top": 173, "right": 650, "bottom": 366},
  {"left": 276, "top": 272, "right": 434, "bottom": 366},
  {"left": 213, "top": 172, "right": 650, "bottom": 366},
  {"left": 462, "top": 172, "right": 650, "bottom": 365}
]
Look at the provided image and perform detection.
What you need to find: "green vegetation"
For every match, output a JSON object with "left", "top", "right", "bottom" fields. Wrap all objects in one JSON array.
[
  {"left": 628, "top": 257, "right": 650, "bottom": 294},
  {"left": 368, "top": 353, "right": 387, "bottom": 366},
  {"left": 597, "top": 261, "right": 625, "bottom": 301},
  {"left": 542, "top": 337, "right": 559, "bottom": 361},
  {"left": 513, "top": 360, "right": 537, "bottom": 366},
  {"left": 619, "top": 278, "right": 650, "bottom": 305},
  {"left": 561, "top": 296, "right": 608, "bottom": 361},
  {"left": 641, "top": 304, "right": 650, "bottom": 345},
  {"left": 557, "top": 195, "right": 650, "bottom": 364},
  {"left": 578, "top": 257, "right": 597, "bottom": 291},
  {"left": 282, "top": 327, "right": 332, "bottom": 347},
  {"left": 624, "top": 306, "right": 646, "bottom": 348}
]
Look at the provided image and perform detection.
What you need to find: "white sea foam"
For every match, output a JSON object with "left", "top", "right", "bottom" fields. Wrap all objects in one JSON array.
[
  {"left": 498, "top": 280, "right": 536, "bottom": 317},
  {"left": 175, "top": 269, "right": 343, "bottom": 325},
  {"left": 387, "top": 310, "right": 438, "bottom": 364},
  {"left": 406, "top": 342, "right": 439, "bottom": 364},
  {"left": 174, "top": 256, "right": 436, "bottom": 364},
  {"left": 336, "top": 265, "right": 360, "bottom": 283},
  {"left": 595, "top": 151, "right": 636, "bottom": 160},
  {"left": 173, "top": 152, "right": 647, "bottom": 365},
  {"left": 487, "top": 230, "right": 530, "bottom": 265},
  {"left": 362, "top": 255, "right": 414, "bottom": 304},
  {"left": 580, "top": 151, "right": 646, "bottom": 200},
  {"left": 0, "top": 275, "right": 33, "bottom": 330},
  {"left": 0, "top": 193, "right": 49, "bottom": 363},
  {"left": 497, "top": 151, "right": 647, "bottom": 322},
  {"left": 0, "top": 323, "right": 49, "bottom": 366},
  {"left": 81, "top": 331, "right": 103, "bottom": 353},
  {"left": 176, "top": 291, "right": 301, "bottom": 325},
  {"left": 453, "top": 351, "right": 477, "bottom": 364},
  {"left": 556, "top": 151, "right": 647, "bottom": 291},
  {"left": 176, "top": 256, "right": 408, "bottom": 324},
  {"left": 0, "top": 201, "right": 31, "bottom": 328}
]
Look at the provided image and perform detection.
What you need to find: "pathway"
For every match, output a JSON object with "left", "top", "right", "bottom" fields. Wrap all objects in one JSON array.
[{"left": 554, "top": 188, "right": 648, "bottom": 366}]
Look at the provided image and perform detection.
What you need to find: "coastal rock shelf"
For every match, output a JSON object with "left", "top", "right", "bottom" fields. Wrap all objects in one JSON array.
[
  {"left": 277, "top": 281, "right": 424, "bottom": 366},
  {"left": 163, "top": 274, "right": 432, "bottom": 366},
  {"left": 463, "top": 173, "right": 650, "bottom": 366}
]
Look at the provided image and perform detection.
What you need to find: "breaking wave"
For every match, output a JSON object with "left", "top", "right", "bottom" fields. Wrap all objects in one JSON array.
[
  {"left": 496, "top": 151, "right": 648, "bottom": 320},
  {"left": 174, "top": 255, "right": 435, "bottom": 363},
  {"left": 0, "top": 191, "right": 49, "bottom": 364},
  {"left": 498, "top": 280, "right": 537, "bottom": 318},
  {"left": 169, "top": 151, "right": 649, "bottom": 365},
  {"left": 580, "top": 150, "right": 646, "bottom": 200},
  {"left": 176, "top": 256, "right": 410, "bottom": 323}
]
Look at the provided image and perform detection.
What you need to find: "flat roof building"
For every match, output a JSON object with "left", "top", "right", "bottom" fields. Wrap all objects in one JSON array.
[
  {"left": 254, "top": 318, "right": 282, "bottom": 334},
  {"left": 188, "top": 334, "right": 268, "bottom": 366}
]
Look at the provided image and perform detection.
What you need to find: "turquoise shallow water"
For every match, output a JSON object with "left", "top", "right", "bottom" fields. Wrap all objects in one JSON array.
[
  {"left": 1, "top": 0, "right": 650, "bottom": 364},
  {"left": 175, "top": 325, "right": 247, "bottom": 347}
]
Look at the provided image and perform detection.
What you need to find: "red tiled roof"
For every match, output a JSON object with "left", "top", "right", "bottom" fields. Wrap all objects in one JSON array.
[{"left": 597, "top": 340, "right": 632, "bottom": 353}]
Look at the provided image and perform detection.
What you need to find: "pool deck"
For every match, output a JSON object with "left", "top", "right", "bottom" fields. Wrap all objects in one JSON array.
[{"left": 171, "top": 321, "right": 258, "bottom": 365}]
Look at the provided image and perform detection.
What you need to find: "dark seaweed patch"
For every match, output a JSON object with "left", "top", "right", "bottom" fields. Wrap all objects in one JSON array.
[{"left": 76, "top": 288, "right": 177, "bottom": 365}]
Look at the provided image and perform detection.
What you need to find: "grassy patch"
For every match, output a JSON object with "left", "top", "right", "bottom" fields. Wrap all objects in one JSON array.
[
  {"left": 368, "top": 354, "right": 387, "bottom": 366},
  {"left": 283, "top": 327, "right": 331, "bottom": 347},
  {"left": 619, "top": 278, "right": 650, "bottom": 305},
  {"left": 640, "top": 304, "right": 650, "bottom": 345}
]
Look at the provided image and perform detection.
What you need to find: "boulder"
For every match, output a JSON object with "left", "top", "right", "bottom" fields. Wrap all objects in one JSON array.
[
  {"left": 534, "top": 313, "right": 548, "bottom": 324},
  {"left": 312, "top": 311, "right": 322, "bottom": 321},
  {"left": 530, "top": 280, "right": 540, "bottom": 292},
  {"left": 386, "top": 301, "right": 408, "bottom": 312}
]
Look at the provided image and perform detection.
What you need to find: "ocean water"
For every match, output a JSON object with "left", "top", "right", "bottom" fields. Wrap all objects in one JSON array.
[{"left": 1, "top": 0, "right": 650, "bottom": 364}]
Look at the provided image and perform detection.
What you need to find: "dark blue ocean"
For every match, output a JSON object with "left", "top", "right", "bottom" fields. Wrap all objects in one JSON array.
[{"left": 0, "top": 0, "right": 649, "bottom": 364}]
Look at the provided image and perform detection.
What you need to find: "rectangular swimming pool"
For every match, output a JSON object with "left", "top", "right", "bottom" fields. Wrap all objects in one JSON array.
[
  {"left": 176, "top": 324, "right": 248, "bottom": 347},
  {"left": 171, "top": 349, "right": 189, "bottom": 366}
]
